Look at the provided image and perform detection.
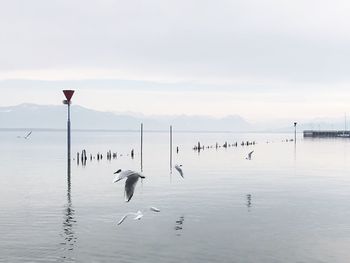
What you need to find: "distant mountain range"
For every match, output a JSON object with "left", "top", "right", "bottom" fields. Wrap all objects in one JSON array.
[
  {"left": 0, "top": 103, "right": 252, "bottom": 131},
  {"left": 0, "top": 103, "right": 348, "bottom": 132}
]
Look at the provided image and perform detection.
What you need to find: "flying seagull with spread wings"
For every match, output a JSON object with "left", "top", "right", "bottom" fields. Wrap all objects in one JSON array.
[
  {"left": 246, "top": 151, "right": 254, "bottom": 160},
  {"left": 117, "top": 207, "right": 160, "bottom": 225},
  {"left": 17, "top": 131, "right": 32, "bottom": 139},
  {"left": 113, "top": 169, "right": 145, "bottom": 202},
  {"left": 174, "top": 164, "right": 184, "bottom": 178}
]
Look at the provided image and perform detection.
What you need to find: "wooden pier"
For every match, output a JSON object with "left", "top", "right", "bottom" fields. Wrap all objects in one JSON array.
[{"left": 303, "top": 130, "right": 350, "bottom": 138}]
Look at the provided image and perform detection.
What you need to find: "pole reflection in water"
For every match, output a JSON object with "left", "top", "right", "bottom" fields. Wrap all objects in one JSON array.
[
  {"left": 60, "top": 170, "right": 77, "bottom": 261},
  {"left": 140, "top": 123, "right": 143, "bottom": 172},
  {"left": 246, "top": 194, "right": 252, "bottom": 212},
  {"left": 294, "top": 122, "right": 298, "bottom": 168},
  {"left": 170, "top": 125, "right": 173, "bottom": 172},
  {"left": 169, "top": 126, "right": 173, "bottom": 181},
  {"left": 293, "top": 138, "right": 298, "bottom": 178},
  {"left": 174, "top": 216, "right": 185, "bottom": 236}
]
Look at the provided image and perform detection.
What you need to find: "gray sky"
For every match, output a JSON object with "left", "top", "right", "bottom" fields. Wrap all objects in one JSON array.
[{"left": 1, "top": 0, "right": 350, "bottom": 121}]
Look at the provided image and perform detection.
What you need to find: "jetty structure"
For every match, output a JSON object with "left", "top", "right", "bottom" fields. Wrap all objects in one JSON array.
[{"left": 303, "top": 130, "right": 350, "bottom": 138}]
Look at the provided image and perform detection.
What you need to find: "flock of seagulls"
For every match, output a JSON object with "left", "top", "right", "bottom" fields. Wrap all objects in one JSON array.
[
  {"left": 111, "top": 141, "right": 254, "bottom": 226},
  {"left": 113, "top": 165, "right": 184, "bottom": 225},
  {"left": 75, "top": 137, "right": 258, "bottom": 227},
  {"left": 18, "top": 129, "right": 259, "bottom": 228}
]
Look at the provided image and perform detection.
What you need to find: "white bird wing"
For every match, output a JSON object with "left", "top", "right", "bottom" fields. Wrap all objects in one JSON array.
[
  {"left": 117, "top": 213, "right": 134, "bottom": 225},
  {"left": 118, "top": 208, "right": 158, "bottom": 225},
  {"left": 150, "top": 207, "right": 160, "bottom": 212},
  {"left": 117, "top": 211, "right": 144, "bottom": 225},
  {"left": 174, "top": 165, "right": 184, "bottom": 178},
  {"left": 113, "top": 170, "right": 136, "bottom": 183},
  {"left": 124, "top": 173, "right": 141, "bottom": 202},
  {"left": 133, "top": 211, "right": 143, "bottom": 220}
]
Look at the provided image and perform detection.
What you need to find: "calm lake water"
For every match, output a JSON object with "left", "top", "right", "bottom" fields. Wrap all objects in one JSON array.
[{"left": 1, "top": 130, "right": 350, "bottom": 262}]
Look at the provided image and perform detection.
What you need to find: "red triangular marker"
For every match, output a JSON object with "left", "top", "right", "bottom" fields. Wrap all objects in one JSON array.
[{"left": 63, "top": 90, "right": 75, "bottom": 102}]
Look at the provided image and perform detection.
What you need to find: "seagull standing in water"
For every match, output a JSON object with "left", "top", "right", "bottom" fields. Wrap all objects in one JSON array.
[
  {"left": 246, "top": 151, "right": 254, "bottom": 160},
  {"left": 113, "top": 169, "right": 145, "bottom": 202},
  {"left": 117, "top": 207, "right": 160, "bottom": 225},
  {"left": 174, "top": 164, "right": 184, "bottom": 178}
]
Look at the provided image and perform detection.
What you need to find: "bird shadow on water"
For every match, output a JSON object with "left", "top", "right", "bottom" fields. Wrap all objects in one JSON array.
[
  {"left": 174, "top": 215, "right": 185, "bottom": 236},
  {"left": 59, "top": 171, "right": 77, "bottom": 262}
]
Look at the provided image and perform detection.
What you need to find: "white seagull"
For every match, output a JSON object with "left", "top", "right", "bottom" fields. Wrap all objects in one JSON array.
[
  {"left": 113, "top": 169, "right": 145, "bottom": 202},
  {"left": 24, "top": 131, "right": 32, "bottom": 139},
  {"left": 117, "top": 207, "right": 161, "bottom": 225},
  {"left": 17, "top": 131, "right": 32, "bottom": 139},
  {"left": 174, "top": 164, "right": 184, "bottom": 178},
  {"left": 246, "top": 151, "right": 254, "bottom": 160}
]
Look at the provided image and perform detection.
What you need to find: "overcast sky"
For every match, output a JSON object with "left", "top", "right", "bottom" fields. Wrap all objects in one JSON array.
[{"left": 1, "top": 0, "right": 350, "bottom": 121}]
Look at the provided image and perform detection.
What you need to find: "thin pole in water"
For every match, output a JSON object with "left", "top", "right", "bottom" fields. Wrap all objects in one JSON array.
[
  {"left": 141, "top": 123, "right": 143, "bottom": 172},
  {"left": 63, "top": 90, "right": 75, "bottom": 176},
  {"left": 293, "top": 122, "right": 297, "bottom": 164},
  {"left": 67, "top": 103, "right": 71, "bottom": 174},
  {"left": 170, "top": 125, "right": 173, "bottom": 172},
  {"left": 345, "top": 113, "right": 347, "bottom": 134}
]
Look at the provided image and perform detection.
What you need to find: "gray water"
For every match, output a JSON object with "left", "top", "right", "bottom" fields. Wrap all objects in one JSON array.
[{"left": 1, "top": 130, "right": 350, "bottom": 262}]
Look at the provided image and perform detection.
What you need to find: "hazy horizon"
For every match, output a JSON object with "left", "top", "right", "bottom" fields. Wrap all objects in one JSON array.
[{"left": 1, "top": 103, "right": 349, "bottom": 132}]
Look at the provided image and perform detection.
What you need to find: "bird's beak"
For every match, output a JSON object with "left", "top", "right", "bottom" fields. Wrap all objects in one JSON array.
[{"left": 113, "top": 178, "right": 121, "bottom": 183}]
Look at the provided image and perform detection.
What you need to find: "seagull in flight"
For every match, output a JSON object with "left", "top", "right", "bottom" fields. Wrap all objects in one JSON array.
[
  {"left": 117, "top": 207, "right": 160, "bottom": 225},
  {"left": 17, "top": 131, "right": 32, "bottom": 139},
  {"left": 24, "top": 131, "right": 32, "bottom": 139},
  {"left": 246, "top": 151, "right": 254, "bottom": 160},
  {"left": 174, "top": 164, "right": 184, "bottom": 178},
  {"left": 113, "top": 169, "right": 145, "bottom": 202}
]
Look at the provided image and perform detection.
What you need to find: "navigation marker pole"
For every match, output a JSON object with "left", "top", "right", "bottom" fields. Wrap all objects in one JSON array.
[{"left": 63, "top": 90, "right": 75, "bottom": 176}]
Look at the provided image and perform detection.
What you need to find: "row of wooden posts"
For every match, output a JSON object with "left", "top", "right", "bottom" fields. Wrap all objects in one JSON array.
[
  {"left": 76, "top": 148, "right": 136, "bottom": 165},
  {"left": 73, "top": 123, "right": 273, "bottom": 168},
  {"left": 193, "top": 140, "right": 256, "bottom": 151},
  {"left": 74, "top": 123, "right": 165, "bottom": 171}
]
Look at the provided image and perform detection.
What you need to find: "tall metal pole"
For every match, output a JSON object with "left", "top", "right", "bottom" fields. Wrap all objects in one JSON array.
[
  {"left": 63, "top": 90, "right": 75, "bottom": 176},
  {"left": 170, "top": 125, "right": 173, "bottom": 171},
  {"left": 67, "top": 103, "right": 71, "bottom": 175},
  {"left": 294, "top": 122, "right": 297, "bottom": 164},
  {"left": 141, "top": 123, "right": 143, "bottom": 172}
]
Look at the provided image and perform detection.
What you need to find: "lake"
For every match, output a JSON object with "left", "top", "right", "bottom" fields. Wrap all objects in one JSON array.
[{"left": 1, "top": 130, "right": 350, "bottom": 262}]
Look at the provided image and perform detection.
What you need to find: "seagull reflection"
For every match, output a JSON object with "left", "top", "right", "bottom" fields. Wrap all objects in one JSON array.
[
  {"left": 174, "top": 216, "right": 185, "bottom": 236},
  {"left": 60, "top": 171, "right": 77, "bottom": 260},
  {"left": 246, "top": 194, "right": 252, "bottom": 211}
]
